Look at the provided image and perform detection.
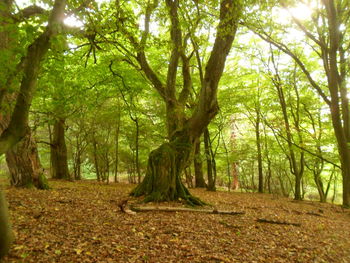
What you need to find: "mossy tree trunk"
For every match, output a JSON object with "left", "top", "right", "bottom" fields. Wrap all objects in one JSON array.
[
  {"left": 6, "top": 127, "right": 48, "bottom": 189},
  {"left": 127, "top": 0, "right": 241, "bottom": 204},
  {"left": 132, "top": 130, "right": 204, "bottom": 205},
  {"left": 0, "top": 108, "right": 48, "bottom": 189}
]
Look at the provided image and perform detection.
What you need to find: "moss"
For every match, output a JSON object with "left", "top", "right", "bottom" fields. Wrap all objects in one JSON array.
[
  {"left": 37, "top": 173, "right": 50, "bottom": 190},
  {"left": 131, "top": 138, "right": 205, "bottom": 206}
]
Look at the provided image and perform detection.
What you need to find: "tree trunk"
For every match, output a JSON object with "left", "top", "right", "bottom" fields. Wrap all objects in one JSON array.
[
  {"left": 184, "top": 166, "right": 193, "bottom": 188},
  {"left": 231, "top": 162, "right": 239, "bottom": 190},
  {"left": 131, "top": 131, "right": 204, "bottom": 205},
  {"left": 114, "top": 111, "right": 120, "bottom": 183},
  {"left": 194, "top": 139, "right": 206, "bottom": 188},
  {"left": 204, "top": 128, "right": 215, "bottom": 191},
  {"left": 255, "top": 108, "right": 263, "bottom": 193},
  {"left": 273, "top": 72, "right": 303, "bottom": 200},
  {"left": 92, "top": 138, "right": 100, "bottom": 181},
  {"left": 6, "top": 127, "right": 48, "bottom": 189},
  {"left": 0, "top": 105, "right": 48, "bottom": 189},
  {"left": 135, "top": 118, "right": 141, "bottom": 183},
  {"left": 73, "top": 136, "right": 83, "bottom": 180},
  {"left": 0, "top": 191, "right": 13, "bottom": 259},
  {"left": 74, "top": 152, "right": 82, "bottom": 180},
  {"left": 50, "top": 118, "right": 69, "bottom": 180}
]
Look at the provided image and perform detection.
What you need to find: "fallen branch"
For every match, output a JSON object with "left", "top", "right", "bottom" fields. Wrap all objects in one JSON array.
[
  {"left": 306, "top": 211, "right": 322, "bottom": 217},
  {"left": 118, "top": 199, "right": 136, "bottom": 215},
  {"left": 256, "top": 218, "right": 301, "bottom": 227},
  {"left": 129, "top": 205, "right": 245, "bottom": 215}
]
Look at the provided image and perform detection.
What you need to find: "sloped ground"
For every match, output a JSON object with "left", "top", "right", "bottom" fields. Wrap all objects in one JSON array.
[{"left": 2, "top": 180, "right": 350, "bottom": 263}]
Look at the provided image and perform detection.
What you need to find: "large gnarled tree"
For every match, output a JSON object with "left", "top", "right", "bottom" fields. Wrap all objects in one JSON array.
[{"left": 108, "top": 0, "right": 242, "bottom": 204}]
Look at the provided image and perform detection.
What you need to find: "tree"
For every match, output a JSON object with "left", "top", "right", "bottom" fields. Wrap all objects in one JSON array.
[
  {"left": 50, "top": 118, "right": 69, "bottom": 179},
  {"left": 123, "top": 0, "right": 242, "bottom": 204},
  {"left": 247, "top": 0, "right": 350, "bottom": 207},
  {"left": 0, "top": 0, "right": 66, "bottom": 257}
]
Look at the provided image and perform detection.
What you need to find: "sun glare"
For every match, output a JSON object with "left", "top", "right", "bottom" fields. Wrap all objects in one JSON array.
[
  {"left": 289, "top": 3, "right": 312, "bottom": 20},
  {"left": 64, "top": 15, "right": 84, "bottom": 28},
  {"left": 276, "top": 3, "right": 313, "bottom": 24}
]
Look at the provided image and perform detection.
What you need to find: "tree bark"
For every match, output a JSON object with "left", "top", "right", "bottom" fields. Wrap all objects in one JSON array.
[
  {"left": 0, "top": 102, "right": 48, "bottom": 189},
  {"left": 92, "top": 137, "right": 101, "bottom": 181},
  {"left": 134, "top": 118, "right": 141, "bottom": 183},
  {"left": 114, "top": 109, "right": 120, "bottom": 183},
  {"left": 204, "top": 128, "right": 216, "bottom": 191},
  {"left": 255, "top": 107, "right": 263, "bottom": 193},
  {"left": 194, "top": 139, "right": 206, "bottom": 188},
  {"left": 6, "top": 127, "right": 48, "bottom": 189},
  {"left": 73, "top": 137, "right": 82, "bottom": 180},
  {"left": 50, "top": 118, "right": 69, "bottom": 180},
  {"left": 0, "top": 191, "right": 13, "bottom": 259}
]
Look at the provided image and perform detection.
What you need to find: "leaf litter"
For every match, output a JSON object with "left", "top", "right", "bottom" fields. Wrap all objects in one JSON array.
[{"left": 2, "top": 180, "right": 350, "bottom": 263}]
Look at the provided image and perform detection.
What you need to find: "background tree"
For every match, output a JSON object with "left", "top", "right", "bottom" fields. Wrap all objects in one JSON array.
[{"left": 246, "top": 0, "right": 350, "bottom": 207}]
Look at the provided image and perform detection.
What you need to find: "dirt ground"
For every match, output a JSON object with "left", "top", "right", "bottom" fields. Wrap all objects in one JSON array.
[{"left": 2, "top": 180, "right": 350, "bottom": 262}]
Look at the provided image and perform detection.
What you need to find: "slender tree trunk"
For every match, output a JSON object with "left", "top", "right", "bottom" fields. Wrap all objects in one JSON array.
[
  {"left": 74, "top": 152, "right": 82, "bottom": 180},
  {"left": 194, "top": 139, "right": 206, "bottom": 188},
  {"left": 92, "top": 138, "right": 100, "bottom": 181},
  {"left": 230, "top": 119, "right": 239, "bottom": 190},
  {"left": 184, "top": 166, "right": 193, "bottom": 188},
  {"left": 135, "top": 118, "right": 141, "bottom": 183},
  {"left": 105, "top": 151, "right": 110, "bottom": 183},
  {"left": 50, "top": 118, "right": 69, "bottom": 180},
  {"left": 73, "top": 136, "right": 83, "bottom": 180},
  {"left": 231, "top": 163, "right": 239, "bottom": 190},
  {"left": 255, "top": 108, "right": 263, "bottom": 193},
  {"left": 274, "top": 77, "right": 303, "bottom": 200},
  {"left": 204, "top": 128, "right": 215, "bottom": 191},
  {"left": 221, "top": 132, "right": 231, "bottom": 190},
  {"left": 114, "top": 111, "right": 120, "bottom": 183}
]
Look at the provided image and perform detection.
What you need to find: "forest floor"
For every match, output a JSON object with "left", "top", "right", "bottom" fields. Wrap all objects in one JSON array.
[{"left": 1, "top": 180, "right": 350, "bottom": 263}]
